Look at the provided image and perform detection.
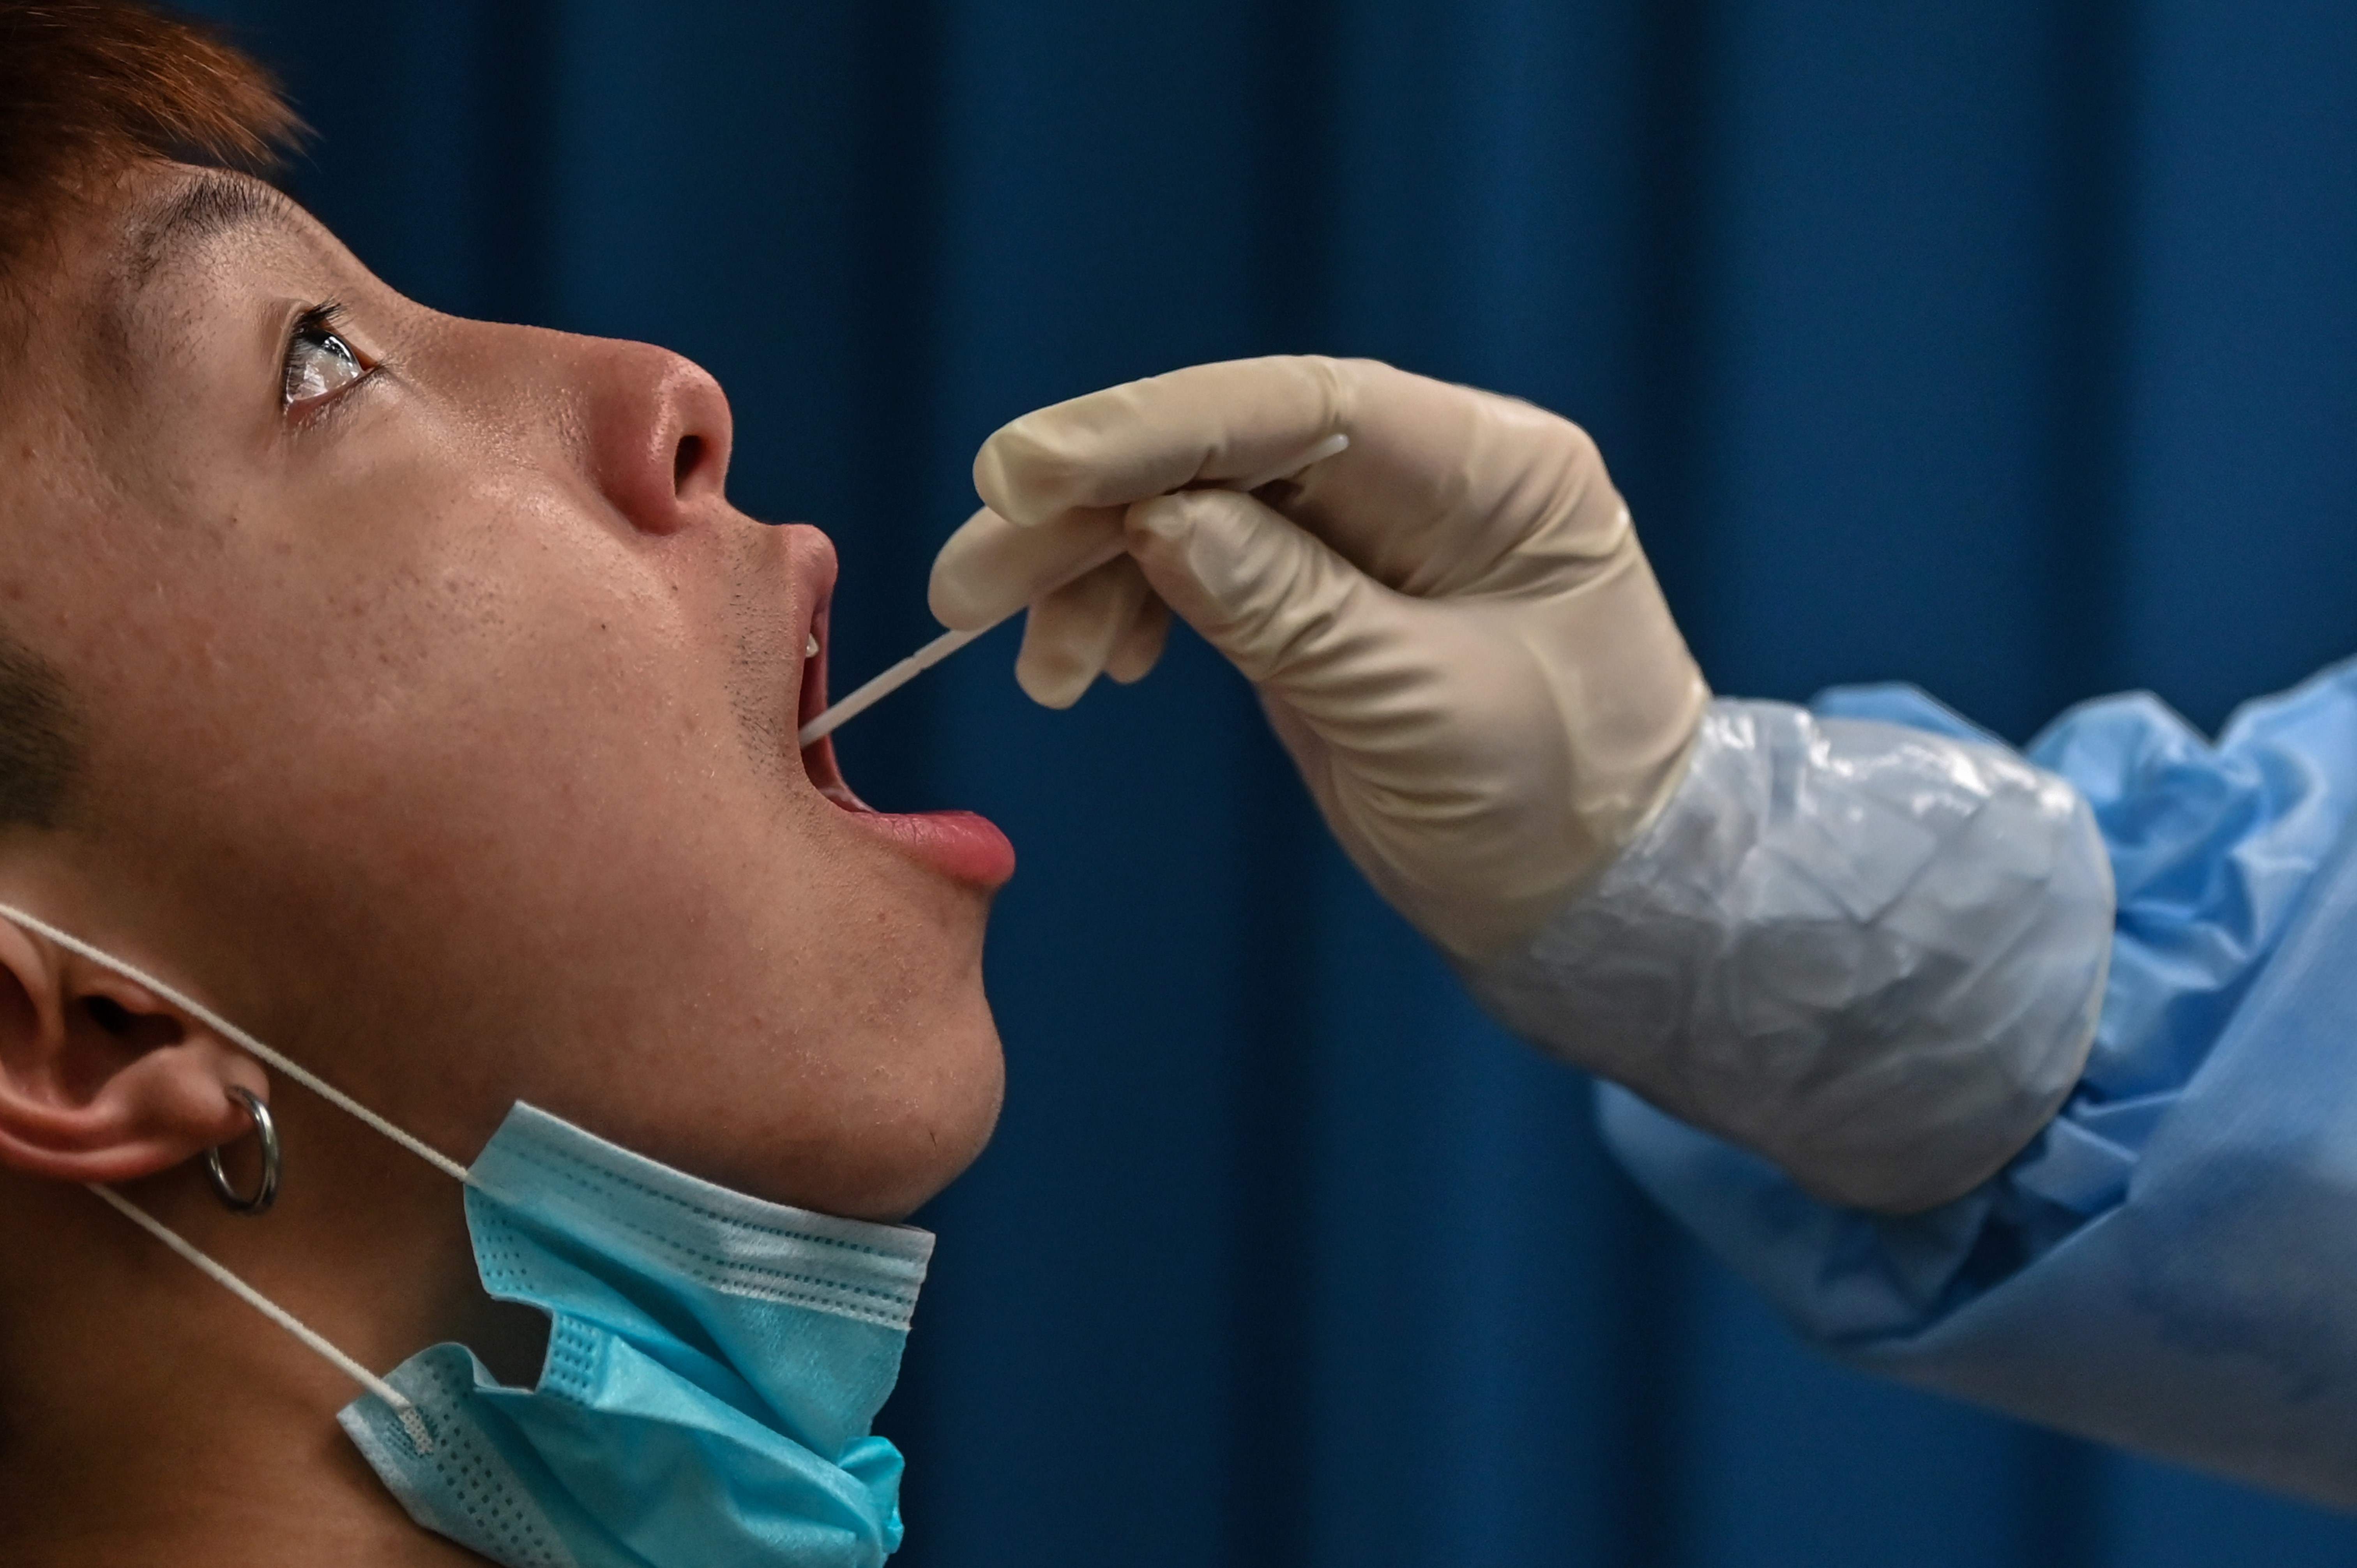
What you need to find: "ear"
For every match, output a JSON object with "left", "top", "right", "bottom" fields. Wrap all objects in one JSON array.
[{"left": 0, "top": 917, "right": 265, "bottom": 1183}]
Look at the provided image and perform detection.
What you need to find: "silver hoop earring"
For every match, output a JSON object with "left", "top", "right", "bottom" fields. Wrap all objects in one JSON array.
[{"left": 204, "top": 1085, "right": 280, "bottom": 1216}]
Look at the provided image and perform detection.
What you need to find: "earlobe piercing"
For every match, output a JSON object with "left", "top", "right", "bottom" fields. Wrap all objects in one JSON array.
[{"left": 203, "top": 1085, "right": 281, "bottom": 1216}]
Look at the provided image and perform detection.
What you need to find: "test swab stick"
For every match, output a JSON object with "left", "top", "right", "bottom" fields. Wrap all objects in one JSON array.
[{"left": 799, "top": 432, "right": 1350, "bottom": 747}]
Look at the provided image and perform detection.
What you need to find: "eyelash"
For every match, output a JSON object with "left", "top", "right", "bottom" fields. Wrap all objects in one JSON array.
[{"left": 281, "top": 301, "right": 373, "bottom": 414}]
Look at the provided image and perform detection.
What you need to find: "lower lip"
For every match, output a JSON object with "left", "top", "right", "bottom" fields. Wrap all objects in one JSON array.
[{"left": 844, "top": 808, "right": 1016, "bottom": 890}]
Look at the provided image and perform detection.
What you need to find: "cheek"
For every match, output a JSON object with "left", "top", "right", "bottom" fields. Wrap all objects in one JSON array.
[
  {"left": 146, "top": 523, "right": 763, "bottom": 893},
  {"left": 65, "top": 459, "right": 1000, "bottom": 1210},
  {"left": 70, "top": 465, "right": 739, "bottom": 988},
  {"left": 108, "top": 457, "right": 700, "bottom": 799}
]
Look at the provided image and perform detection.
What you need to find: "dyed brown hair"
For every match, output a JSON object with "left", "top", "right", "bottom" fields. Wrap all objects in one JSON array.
[
  {"left": 0, "top": 1, "right": 299, "bottom": 827},
  {"left": 0, "top": 1, "right": 299, "bottom": 270}
]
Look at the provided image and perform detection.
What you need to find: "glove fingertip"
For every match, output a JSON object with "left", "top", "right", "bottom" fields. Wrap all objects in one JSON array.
[
  {"left": 1104, "top": 598, "right": 1171, "bottom": 684},
  {"left": 1105, "top": 659, "right": 1160, "bottom": 687},
  {"left": 974, "top": 424, "right": 1079, "bottom": 528},
  {"left": 1014, "top": 605, "right": 1107, "bottom": 709},
  {"left": 928, "top": 506, "right": 1023, "bottom": 629},
  {"left": 1125, "top": 491, "right": 1199, "bottom": 544},
  {"left": 927, "top": 577, "right": 990, "bottom": 632},
  {"left": 1015, "top": 654, "right": 1095, "bottom": 709}
]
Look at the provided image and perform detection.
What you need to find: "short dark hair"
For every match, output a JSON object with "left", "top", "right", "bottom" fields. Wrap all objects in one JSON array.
[
  {"left": 0, "top": 2, "right": 299, "bottom": 827},
  {"left": 0, "top": 637, "right": 81, "bottom": 830}
]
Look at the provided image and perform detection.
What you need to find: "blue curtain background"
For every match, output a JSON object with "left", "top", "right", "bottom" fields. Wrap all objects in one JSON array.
[{"left": 185, "top": 2, "right": 2357, "bottom": 1563}]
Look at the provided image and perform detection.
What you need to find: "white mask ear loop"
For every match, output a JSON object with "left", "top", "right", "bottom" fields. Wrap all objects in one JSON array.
[
  {"left": 86, "top": 1185, "right": 434, "bottom": 1453},
  {"left": 0, "top": 901, "right": 456, "bottom": 1453}
]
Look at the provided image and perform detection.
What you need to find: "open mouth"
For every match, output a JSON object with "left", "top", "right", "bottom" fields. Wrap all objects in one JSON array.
[
  {"left": 795, "top": 594, "right": 871, "bottom": 812},
  {"left": 783, "top": 560, "right": 1016, "bottom": 890}
]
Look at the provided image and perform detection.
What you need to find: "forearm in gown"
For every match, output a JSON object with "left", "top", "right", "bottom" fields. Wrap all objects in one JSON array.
[{"left": 1472, "top": 665, "right": 2357, "bottom": 1505}]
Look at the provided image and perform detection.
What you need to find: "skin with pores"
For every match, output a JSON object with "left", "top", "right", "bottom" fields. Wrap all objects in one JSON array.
[{"left": 0, "top": 161, "right": 1009, "bottom": 1566}]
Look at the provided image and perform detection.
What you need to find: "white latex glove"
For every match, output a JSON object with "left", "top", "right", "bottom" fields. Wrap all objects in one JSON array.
[{"left": 929, "top": 356, "right": 1710, "bottom": 962}]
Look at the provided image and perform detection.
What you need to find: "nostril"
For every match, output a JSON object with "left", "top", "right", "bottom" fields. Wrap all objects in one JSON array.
[
  {"left": 587, "top": 346, "right": 733, "bottom": 533},
  {"left": 673, "top": 434, "right": 706, "bottom": 495}
]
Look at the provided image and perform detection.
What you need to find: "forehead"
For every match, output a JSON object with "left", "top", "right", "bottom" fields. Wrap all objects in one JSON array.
[{"left": 120, "top": 165, "right": 313, "bottom": 293}]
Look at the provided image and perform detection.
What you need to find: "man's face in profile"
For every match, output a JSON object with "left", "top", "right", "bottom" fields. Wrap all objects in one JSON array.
[{"left": 0, "top": 159, "right": 1009, "bottom": 1219}]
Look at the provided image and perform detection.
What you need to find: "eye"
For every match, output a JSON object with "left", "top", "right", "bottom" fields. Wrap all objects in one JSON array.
[{"left": 282, "top": 304, "right": 369, "bottom": 410}]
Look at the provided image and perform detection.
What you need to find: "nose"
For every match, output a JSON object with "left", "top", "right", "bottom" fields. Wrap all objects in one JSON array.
[{"left": 576, "top": 339, "right": 735, "bottom": 536}]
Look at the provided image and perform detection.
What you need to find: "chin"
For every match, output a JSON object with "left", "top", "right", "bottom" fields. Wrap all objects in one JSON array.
[{"left": 822, "top": 997, "right": 1007, "bottom": 1224}]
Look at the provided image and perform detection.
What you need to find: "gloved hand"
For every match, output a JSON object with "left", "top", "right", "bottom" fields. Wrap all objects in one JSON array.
[{"left": 929, "top": 355, "right": 1710, "bottom": 961}]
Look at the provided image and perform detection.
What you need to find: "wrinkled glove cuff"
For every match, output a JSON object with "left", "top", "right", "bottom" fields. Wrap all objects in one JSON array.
[{"left": 1462, "top": 698, "right": 2115, "bottom": 1213}]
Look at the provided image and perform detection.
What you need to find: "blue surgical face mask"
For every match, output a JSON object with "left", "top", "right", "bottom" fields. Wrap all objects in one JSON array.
[
  {"left": 343, "top": 1103, "right": 929, "bottom": 1567},
  {"left": 7, "top": 904, "right": 931, "bottom": 1568}
]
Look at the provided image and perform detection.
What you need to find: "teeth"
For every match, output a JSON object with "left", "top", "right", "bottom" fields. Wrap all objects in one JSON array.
[{"left": 806, "top": 633, "right": 820, "bottom": 658}]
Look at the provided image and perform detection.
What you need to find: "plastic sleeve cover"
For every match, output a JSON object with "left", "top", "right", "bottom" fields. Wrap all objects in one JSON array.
[
  {"left": 1583, "top": 664, "right": 2357, "bottom": 1503},
  {"left": 1463, "top": 696, "right": 2115, "bottom": 1215}
]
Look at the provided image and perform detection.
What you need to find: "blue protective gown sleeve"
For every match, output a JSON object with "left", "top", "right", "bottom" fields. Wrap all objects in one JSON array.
[{"left": 1591, "top": 658, "right": 2357, "bottom": 1506}]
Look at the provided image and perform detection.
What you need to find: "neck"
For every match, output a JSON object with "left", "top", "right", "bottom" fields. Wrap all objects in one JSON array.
[{"left": 0, "top": 1091, "right": 542, "bottom": 1566}]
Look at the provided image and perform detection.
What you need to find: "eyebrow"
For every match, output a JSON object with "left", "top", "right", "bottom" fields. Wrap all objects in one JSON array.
[{"left": 123, "top": 170, "right": 300, "bottom": 292}]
